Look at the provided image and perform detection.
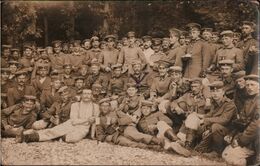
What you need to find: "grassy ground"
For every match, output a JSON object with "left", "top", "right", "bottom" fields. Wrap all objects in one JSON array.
[{"left": 1, "top": 138, "right": 226, "bottom": 165}]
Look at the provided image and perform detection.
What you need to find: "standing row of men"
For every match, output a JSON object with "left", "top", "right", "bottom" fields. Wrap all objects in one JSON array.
[{"left": 1, "top": 21, "right": 259, "bottom": 165}]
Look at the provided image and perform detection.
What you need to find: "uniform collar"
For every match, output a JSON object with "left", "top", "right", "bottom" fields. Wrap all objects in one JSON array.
[{"left": 243, "top": 35, "right": 253, "bottom": 42}]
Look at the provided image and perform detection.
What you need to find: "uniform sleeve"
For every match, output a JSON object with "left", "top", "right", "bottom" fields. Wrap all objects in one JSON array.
[
  {"left": 233, "top": 48, "right": 245, "bottom": 71},
  {"left": 96, "top": 125, "right": 106, "bottom": 142},
  {"left": 238, "top": 119, "right": 260, "bottom": 146},
  {"left": 41, "top": 103, "right": 57, "bottom": 121},
  {"left": 205, "top": 102, "right": 236, "bottom": 126},
  {"left": 158, "top": 112, "right": 173, "bottom": 126},
  {"left": 137, "top": 48, "right": 148, "bottom": 64},
  {"left": 202, "top": 42, "right": 212, "bottom": 70},
  {"left": 7, "top": 88, "right": 15, "bottom": 107},
  {"left": 83, "top": 52, "right": 91, "bottom": 65},
  {"left": 117, "top": 49, "right": 125, "bottom": 64},
  {"left": 174, "top": 48, "right": 184, "bottom": 68}
]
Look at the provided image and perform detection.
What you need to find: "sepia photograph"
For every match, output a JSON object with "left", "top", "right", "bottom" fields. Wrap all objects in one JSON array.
[{"left": 1, "top": 0, "right": 259, "bottom": 165}]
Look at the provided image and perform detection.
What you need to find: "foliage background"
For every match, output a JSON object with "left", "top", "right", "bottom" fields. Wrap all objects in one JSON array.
[{"left": 1, "top": 0, "right": 259, "bottom": 47}]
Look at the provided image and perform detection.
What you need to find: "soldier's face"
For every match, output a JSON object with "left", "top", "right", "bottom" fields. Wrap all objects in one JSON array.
[
  {"left": 62, "top": 45, "right": 69, "bottom": 52},
  {"left": 133, "top": 64, "right": 141, "bottom": 74},
  {"left": 220, "top": 66, "right": 233, "bottom": 77},
  {"left": 75, "top": 80, "right": 84, "bottom": 89},
  {"left": 61, "top": 91, "right": 70, "bottom": 102},
  {"left": 144, "top": 41, "right": 152, "bottom": 49},
  {"left": 152, "top": 45, "right": 161, "bottom": 52},
  {"left": 64, "top": 67, "right": 72, "bottom": 75},
  {"left": 170, "top": 34, "right": 178, "bottom": 44},
  {"left": 158, "top": 66, "right": 167, "bottom": 76},
  {"left": 191, "top": 84, "right": 202, "bottom": 95},
  {"left": 246, "top": 80, "right": 259, "bottom": 96},
  {"left": 54, "top": 46, "right": 61, "bottom": 53},
  {"left": 190, "top": 30, "right": 200, "bottom": 39},
  {"left": 141, "top": 106, "right": 152, "bottom": 116},
  {"left": 92, "top": 41, "right": 100, "bottom": 48},
  {"left": 17, "top": 75, "right": 27, "bottom": 86},
  {"left": 113, "top": 68, "right": 122, "bottom": 77},
  {"left": 107, "top": 41, "right": 114, "bottom": 49},
  {"left": 117, "top": 43, "right": 123, "bottom": 50},
  {"left": 81, "top": 89, "right": 92, "bottom": 102},
  {"left": 9, "top": 64, "right": 18, "bottom": 74},
  {"left": 52, "top": 80, "right": 62, "bottom": 90},
  {"left": 210, "top": 88, "right": 224, "bottom": 101},
  {"left": 236, "top": 78, "right": 245, "bottom": 89},
  {"left": 123, "top": 40, "right": 129, "bottom": 46},
  {"left": 80, "top": 66, "right": 88, "bottom": 75},
  {"left": 91, "top": 66, "right": 100, "bottom": 75},
  {"left": 242, "top": 25, "right": 253, "bottom": 36},
  {"left": 46, "top": 48, "right": 53, "bottom": 54},
  {"left": 202, "top": 32, "right": 212, "bottom": 41},
  {"left": 23, "top": 99, "right": 35, "bottom": 112},
  {"left": 127, "top": 87, "right": 137, "bottom": 97},
  {"left": 1, "top": 72, "right": 9, "bottom": 81},
  {"left": 92, "top": 87, "right": 101, "bottom": 95},
  {"left": 179, "top": 37, "right": 185, "bottom": 45},
  {"left": 171, "top": 72, "right": 181, "bottom": 81},
  {"left": 3, "top": 49, "right": 10, "bottom": 57},
  {"left": 38, "top": 69, "right": 48, "bottom": 77},
  {"left": 222, "top": 36, "right": 233, "bottom": 46},
  {"left": 128, "top": 38, "right": 136, "bottom": 45},
  {"left": 83, "top": 42, "right": 91, "bottom": 50},
  {"left": 12, "top": 51, "right": 20, "bottom": 60},
  {"left": 100, "top": 103, "right": 110, "bottom": 115},
  {"left": 211, "top": 36, "right": 219, "bottom": 43},
  {"left": 24, "top": 48, "right": 32, "bottom": 58},
  {"left": 162, "top": 40, "right": 170, "bottom": 49}
]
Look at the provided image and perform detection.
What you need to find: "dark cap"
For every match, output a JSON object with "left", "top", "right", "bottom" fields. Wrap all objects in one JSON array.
[
  {"left": 127, "top": 31, "right": 135, "bottom": 38},
  {"left": 202, "top": 28, "right": 213, "bottom": 33},
  {"left": 52, "top": 40, "right": 62, "bottom": 47},
  {"left": 37, "top": 63, "right": 50, "bottom": 71},
  {"left": 51, "top": 75, "right": 62, "bottom": 81},
  {"left": 233, "top": 71, "right": 246, "bottom": 80},
  {"left": 169, "top": 28, "right": 181, "bottom": 37},
  {"left": 242, "top": 21, "right": 256, "bottom": 28},
  {"left": 152, "top": 38, "right": 162, "bottom": 46},
  {"left": 219, "top": 59, "right": 234, "bottom": 67},
  {"left": 244, "top": 74, "right": 259, "bottom": 82},
  {"left": 141, "top": 100, "right": 153, "bottom": 107},
  {"left": 58, "top": 86, "right": 69, "bottom": 94},
  {"left": 2, "top": 45, "right": 12, "bottom": 49},
  {"left": 24, "top": 95, "right": 37, "bottom": 101},
  {"left": 155, "top": 59, "right": 172, "bottom": 68},
  {"left": 11, "top": 48, "right": 20, "bottom": 52},
  {"left": 190, "top": 77, "right": 202, "bottom": 85},
  {"left": 23, "top": 44, "right": 33, "bottom": 50},
  {"left": 15, "top": 69, "right": 29, "bottom": 76},
  {"left": 186, "top": 23, "right": 201, "bottom": 31},
  {"left": 63, "top": 63, "right": 72, "bottom": 69},
  {"left": 142, "top": 35, "right": 152, "bottom": 42},
  {"left": 74, "top": 76, "right": 85, "bottom": 81},
  {"left": 209, "top": 81, "right": 224, "bottom": 90},
  {"left": 99, "top": 97, "right": 111, "bottom": 105},
  {"left": 131, "top": 60, "right": 142, "bottom": 66},
  {"left": 169, "top": 66, "right": 182, "bottom": 72},
  {"left": 104, "top": 35, "right": 116, "bottom": 42},
  {"left": 212, "top": 32, "right": 220, "bottom": 36}
]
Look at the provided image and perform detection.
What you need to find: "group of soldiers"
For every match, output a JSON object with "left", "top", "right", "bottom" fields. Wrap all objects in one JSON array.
[{"left": 1, "top": 20, "right": 259, "bottom": 165}]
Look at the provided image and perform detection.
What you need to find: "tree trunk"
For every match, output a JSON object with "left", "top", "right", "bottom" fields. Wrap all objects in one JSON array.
[{"left": 44, "top": 15, "right": 48, "bottom": 46}]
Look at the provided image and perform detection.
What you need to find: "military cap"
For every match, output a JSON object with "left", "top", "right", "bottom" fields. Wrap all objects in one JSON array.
[
  {"left": 37, "top": 63, "right": 50, "bottom": 71},
  {"left": 46, "top": 46, "right": 53, "bottom": 50},
  {"left": 104, "top": 35, "right": 116, "bottom": 42},
  {"left": 122, "top": 37, "right": 128, "bottom": 41},
  {"left": 186, "top": 23, "right": 201, "bottom": 31},
  {"left": 11, "top": 48, "right": 20, "bottom": 52},
  {"left": 136, "top": 38, "right": 143, "bottom": 43},
  {"left": 63, "top": 63, "right": 72, "bottom": 68},
  {"left": 1, "top": 68, "right": 11, "bottom": 73},
  {"left": 155, "top": 59, "right": 172, "bottom": 68},
  {"left": 233, "top": 70, "right": 246, "bottom": 80},
  {"left": 58, "top": 86, "right": 69, "bottom": 94},
  {"left": 91, "top": 36, "right": 99, "bottom": 42},
  {"left": 152, "top": 38, "right": 162, "bottom": 46},
  {"left": 92, "top": 83, "right": 102, "bottom": 89},
  {"left": 111, "top": 63, "right": 123, "bottom": 70},
  {"left": 38, "top": 48, "right": 46, "bottom": 53},
  {"left": 23, "top": 44, "right": 33, "bottom": 50},
  {"left": 244, "top": 74, "right": 259, "bottom": 82},
  {"left": 141, "top": 100, "right": 153, "bottom": 107},
  {"left": 99, "top": 97, "right": 111, "bottom": 105},
  {"left": 131, "top": 60, "right": 142, "bottom": 66},
  {"left": 1, "top": 93, "right": 7, "bottom": 98},
  {"left": 212, "top": 32, "right": 220, "bottom": 36},
  {"left": 201, "top": 28, "right": 213, "bottom": 33},
  {"left": 2, "top": 45, "right": 12, "bottom": 49},
  {"left": 126, "top": 83, "right": 137, "bottom": 89},
  {"left": 50, "top": 69, "right": 59, "bottom": 76},
  {"left": 208, "top": 81, "right": 224, "bottom": 90},
  {"left": 219, "top": 59, "right": 234, "bottom": 66},
  {"left": 15, "top": 68, "right": 29, "bottom": 76},
  {"left": 8, "top": 60, "right": 19, "bottom": 65},
  {"left": 83, "top": 39, "right": 91, "bottom": 43},
  {"left": 169, "top": 28, "right": 181, "bottom": 37},
  {"left": 52, "top": 40, "right": 62, "bottom": 47},
  {"left": 127, "top": 31, "right": 135, "bottom": 38},
  {"left": 169, "top": 66, "right": 182, "bottom": 72},
  {"left": 51, "top": 75, "right": 62, "bottom": 81},
  {"left": 73, "top": 40, "right": 81, "bottom": 46},
  {"left": 100, "top": 40, "right": 106, "bottom": 45},
  {"left": 23, "top": 95, "right": 37, "bottom": 101},
  {"left": 179, "top": 31, "right": 189, "bottom": 39},
  {"left": 142, "top": 35, "right": 152, "bottom": 42},
  {"left": 190, "top": 77, "right": 202, "bottom": 85},
  {"left": 162, "top": 37, "right": 170, "bottom": 42},
  {"left": 74, "top": 76, "right": 85, "bottom": 81},
  {"left": 220, "top": 30, "right": 234, "bottom": 37},
  {"left": 242, "top": 21, "right": 256, "bottom": 28}
]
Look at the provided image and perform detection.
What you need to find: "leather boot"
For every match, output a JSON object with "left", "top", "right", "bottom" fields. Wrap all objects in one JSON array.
[
  {"left": 24, "top": 132, "right": 40, "bottom": 143},
  {"left": 15, "top": 127, "right": 24, "bottom": 143},
  {"left": 164, "top": 129, "right": 178, "bottom": 142}
]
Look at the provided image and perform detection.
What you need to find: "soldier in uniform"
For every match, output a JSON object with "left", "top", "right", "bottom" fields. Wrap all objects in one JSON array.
[
  {"left": 71, "top": 76, "right": 85, "bottom": 102},
  {"left": 117, "top": 31, "right": 147, "bottom": 74},
  {"left": 31, "top": 63, "right": 51, "bottom": 98},
  {"left": 161, "top": 37, "right": 171, "bottom": 55},
  {"left": 1, "top": 68, "right": 12, "bottom": 109},
  {"left": 228, "top": 75, "right": 259, "bottom": 165},
  {"left": 233, "top": 32, "right": 241, "bottom": 47},
  {"left": 49, "top": 40, "right": 67, "bottom": 74},
  {"left": 149, "top": 38, "right": 166, "bottom": 67},
  {"left": 1, "top": 45, "right": 12, "bottom": 68},
  {"left": 7, "top": 69, "right": 36, "bottom": 107},
  {"left": 88, "top": 36, "right": 102, "bottom": 61},
  {"left": 209, "top": 30, "right": 244, "bottom": 72},
  {"left": 68, "top": 41, "right": 85, "bottom": 72},
  {"left": 19, "top": 44, "right": 35, "bottom": 68},
  {"left": 167, "top": 28, "right": 185, "bottom": 68},
  {"left": 183, "top": 23, "right": 211, "bottom": 78},
  {"left": 82, "top": 39, "right": 92, "bottom": 51},
  {"left": 33, "top": 86, "right": 73, "bottom": 130},
  {"left": 1, "top": 95, "right": 38, "bottom": 142},
  {"left": 237, "top": 21, "right": 258, "bottom": 74},
  {"left": 142, "top": 35, "right": 154, "bottom": 64},
  {"left": 61, "top": 63, "right": 75, "bottom": 87},
  {"left": 194, "top": 81, "right": 236, "bottom": 156},
  {"left": 40, "top": 75, "right": 62, "bottom": 112},
  {"left": 8, "top": 60, "right": 20, "bottom": 87},
  {"left": 10, "top": 48, "right": 21, "bottom": 61},
  {"left": 128, "top": 60, "right": 151, "bottom": 99},
  {"left": 92, "top": 83, "right": 105, "bottom": 103},
  {"left": 233, "top": 70, "right": 247, "bottom": 112},
  {"left": 99, "top": 35, "right": 119, "bottom": 73}
]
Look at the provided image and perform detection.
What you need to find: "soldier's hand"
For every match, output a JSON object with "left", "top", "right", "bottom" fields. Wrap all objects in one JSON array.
[
  {"left": 105, "top": 67, "right": 111, "bottom": 72},
  {"left": 224, "top": 135, "right": 233, "bottom": 144},
  {"left": 231, "top": 138, "right": 239, "bottom": 148},
  {"left": 88, "top": 117, "right": 95, "bottom": 124},
  {"left": 249, "top": 45, "right": 259, "bottom": 54},
  {"left": 50, "top": 116, "right": 59, "bottom": 125},
  {"left": 4, "top": 125, "right": 12, "bottom": 130},
  {"left": 175, "top": 106, "right": 185, "bottom": 115}
]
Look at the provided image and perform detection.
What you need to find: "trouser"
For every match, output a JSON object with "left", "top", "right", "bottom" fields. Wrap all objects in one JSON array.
[
  {"left": 37, "top": 120, "right": 90, "bottom": 143},
  {"left": 211, "top": 123, "right": 229, "bottom": 153},
  {"left": 116, "top": 135, "right": 148, "bottom": 149},
  {"left": 1, "top": 127, "right": 21, "bottom": 138},
  {"left": 123, "top": 126, "right": 153, "bottom": 144},
  {"left": 32, "top": 120, "right": 49, "bottom": 130}
]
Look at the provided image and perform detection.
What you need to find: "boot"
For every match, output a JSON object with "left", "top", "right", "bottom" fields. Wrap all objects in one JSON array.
[
  {"left": 170, "top": 142, "right": 191, "bottom": 157},
  {"left": 185, "top": 128, "right": 196, "bottom": 148},
  {"left": 23, "top": 132, "right": 40, "bottom": 143},
  {"left": 15, "top": 127, "right": 24, "bottom": 143},
  {"left": 151, "top": 136, "right": 164, "bottom": 146},
  {"left": 164, "top": 129, "right": 178, "bottom": 142}
]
